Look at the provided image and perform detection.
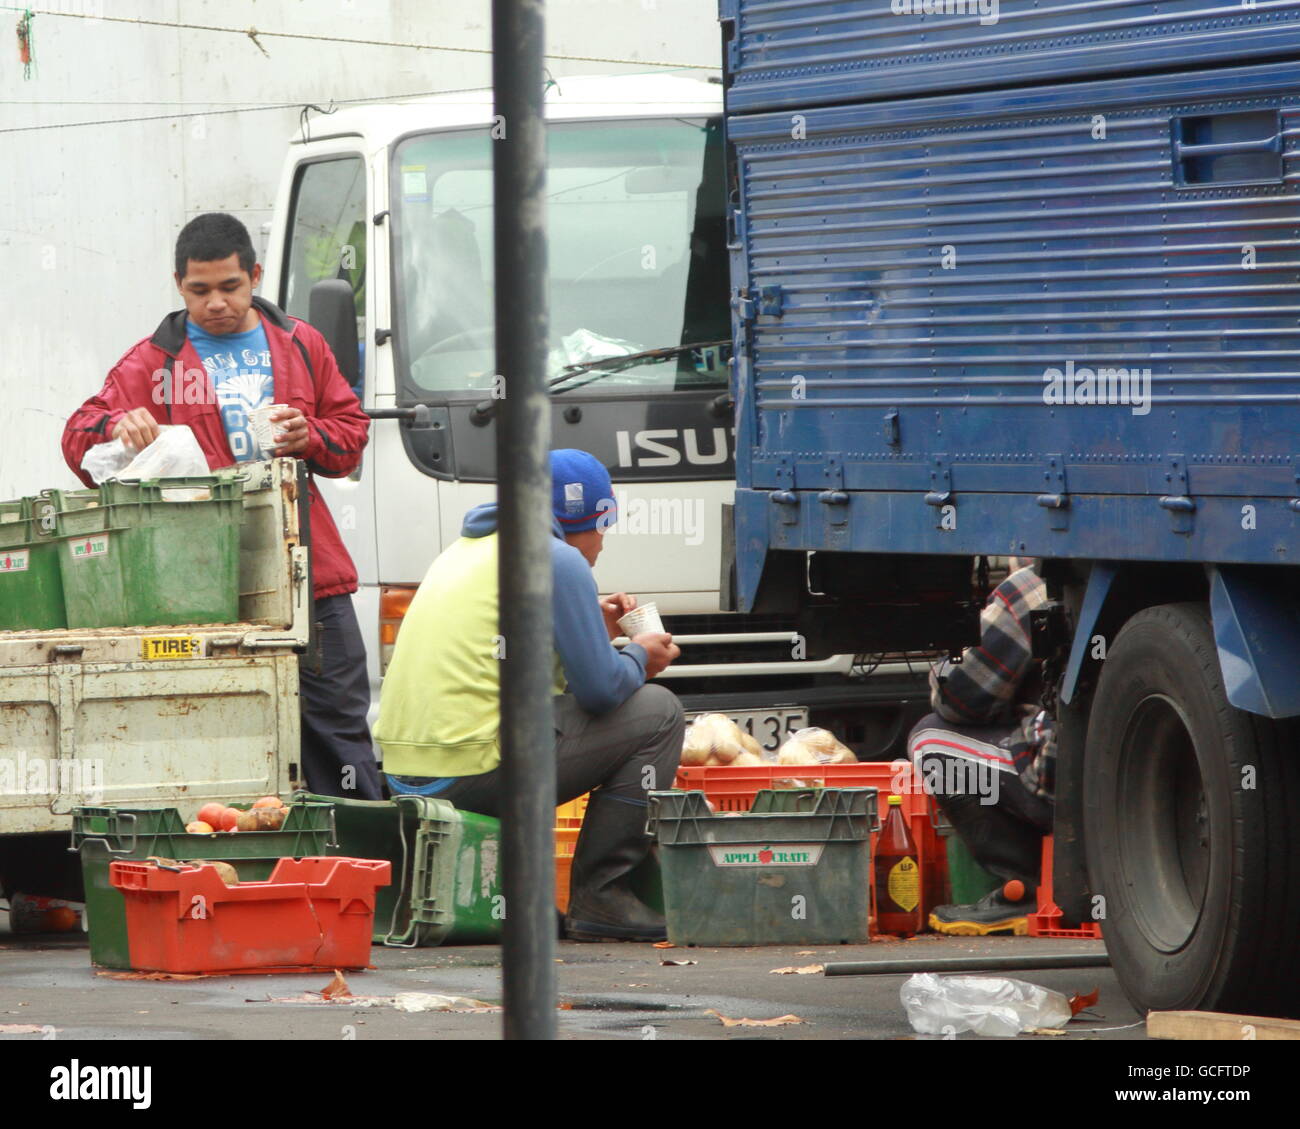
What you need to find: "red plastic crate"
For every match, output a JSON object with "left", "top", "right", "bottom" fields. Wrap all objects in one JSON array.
[
  {"left": 109, "top": 857, "right": 391, "bottom": 974},
  {"left": 675, "top": 761, "right": 945, "bottom": 929},
  {"left": 1027, "top": 835, "right": 1104, "bottom": 940}
]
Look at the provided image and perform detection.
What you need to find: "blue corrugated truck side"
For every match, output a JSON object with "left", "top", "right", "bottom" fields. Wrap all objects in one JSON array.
[{"left": 724, "top": 1, "right": 1300, "bottom": 1018}]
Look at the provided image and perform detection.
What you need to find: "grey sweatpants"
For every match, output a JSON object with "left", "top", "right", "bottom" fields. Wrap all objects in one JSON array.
[{"left": 438, "top": 683, "right": 685, "bottom": 815}]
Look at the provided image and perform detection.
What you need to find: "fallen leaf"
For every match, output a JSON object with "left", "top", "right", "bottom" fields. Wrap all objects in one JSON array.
[
  {"left": 652, "top": 940, "right": 676, "bottom": 949},
  {"left": 660, "top": 958, "right": 697, "bottom": 966},
  {"left": 321, "top": 970, "right": 352, "bottom": 1000},
  {"left": 1025, "top": 1026, "right": 1069, "bottom": 1037},
  {"left": 1068, "top": 987, "right": 1100, "bottom": 1017},
  {"left": 795, "top": 951, "right": 816, "bottom": 956},
  {"left": 559, "top": 1002, "right": 574, "bottom": 1010},
  {"left": 770, "top": 964, "right": 824, "bottom": 975},
  {"left": 706, "top": 1009, "right": 806, "bottom": 1028},
  {"left": 0, "top": 1024, "right": 47, "bottom": 1034}
]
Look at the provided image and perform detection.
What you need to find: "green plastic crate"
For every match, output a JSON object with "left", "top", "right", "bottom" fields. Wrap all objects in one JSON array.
[
  {"left": 55, "top": 477, "right": 244, "bottom": 629},
  {"left": 296, "top": 791, "right": 504, "bottom": 946},
  {"left": 648, "top": 787, "right": 878, "bottom": 946},
  {"left": 72, "top": 801, "right": 336, "bottom": 969},
  {"left": 0, "top": 498, "right": 66, "bottom": 630}
]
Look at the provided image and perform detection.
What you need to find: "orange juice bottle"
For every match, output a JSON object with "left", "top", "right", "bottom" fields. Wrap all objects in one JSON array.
[{"left": 874, "top": 796, "right": 922, "bottom": 937}]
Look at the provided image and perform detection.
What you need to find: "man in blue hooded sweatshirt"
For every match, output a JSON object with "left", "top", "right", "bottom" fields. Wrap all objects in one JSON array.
[{"left": 373, "top": 449, "right": 684, "bottom": 941}]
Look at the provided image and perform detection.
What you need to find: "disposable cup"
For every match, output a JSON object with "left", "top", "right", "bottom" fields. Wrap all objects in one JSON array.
[
  {"left": 618, "top": 602, "right": 664, "bottom": 637},
  {"left": 251, "top": 403, "right": 290, "bottom": 454}
]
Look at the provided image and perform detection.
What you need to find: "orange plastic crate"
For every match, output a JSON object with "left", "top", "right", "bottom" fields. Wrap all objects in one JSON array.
[
  {"left": 1027, "top": 835, "right": 1104, "bottom": 940},
  {"left": 555, "top": 825, "right": 581, "bottom": 913},
  {"left": 110, "top": 856, "right": 391, "bottom": 974}
]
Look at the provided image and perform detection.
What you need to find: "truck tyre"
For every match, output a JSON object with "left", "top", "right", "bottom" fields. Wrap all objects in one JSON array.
[{"left": 1083, "top": 602, "right": 1300, "bottom": 1016}]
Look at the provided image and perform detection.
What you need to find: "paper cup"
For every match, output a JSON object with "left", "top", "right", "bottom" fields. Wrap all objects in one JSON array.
[
  {"left": 618, "top": 602, "right": 664, "bottom": 637},
  {"left": 251, "top": 403, "right": 290, "bottom": 454}
]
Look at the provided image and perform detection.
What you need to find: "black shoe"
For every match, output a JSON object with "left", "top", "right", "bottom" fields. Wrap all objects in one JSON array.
[
  {"left": 929, "top": 886, "right": 1037, "bottom": 936},
  {"left": 563, "top": 794, "right": 667, "bottom": 943}
]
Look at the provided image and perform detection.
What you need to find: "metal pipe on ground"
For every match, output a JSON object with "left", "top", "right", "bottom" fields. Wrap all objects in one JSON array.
[
  {"left": 493, "top": 0, "right": 554, "bottom": 1041},
  {"left": 824, "top": 953, "right": 1111, "bottom": 976}
]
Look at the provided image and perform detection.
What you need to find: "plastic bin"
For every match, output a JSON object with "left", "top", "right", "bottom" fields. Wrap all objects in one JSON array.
[
  {"left": 648, "top": 787, "right": 878, "bottom": 946},
  {"left": 0, "top": 498, "right": 66, "bottom": 630},
  {"left": 110, "top": 856, "right": 390, "bottom": 973},
  {"left": 296, "top": 791, "right": 504, "bottom": 946},
  {"left": 676, "top": 760, "right": 945, "bottom": 924},
  {"left": 72, "top": 801, "right": 336, "bottom": 969},
  {"left": 54, "top": 477, "right": 244, "bottom": 628}
]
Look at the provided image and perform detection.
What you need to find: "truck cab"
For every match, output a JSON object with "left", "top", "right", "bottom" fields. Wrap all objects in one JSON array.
[{"left": 260, "top": 73, "right": 925, "bottom": 756}]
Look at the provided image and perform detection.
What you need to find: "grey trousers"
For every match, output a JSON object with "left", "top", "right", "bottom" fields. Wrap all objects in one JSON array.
[{"left": 438, "top": 683, "right": 685, "bottom": 815}]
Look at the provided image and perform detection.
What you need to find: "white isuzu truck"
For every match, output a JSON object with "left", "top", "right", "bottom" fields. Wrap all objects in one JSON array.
[{"left": 259, "top": 73, "right": 929, "bottom": 757}]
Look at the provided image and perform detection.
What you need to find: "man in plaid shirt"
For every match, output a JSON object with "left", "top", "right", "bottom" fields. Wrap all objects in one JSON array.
[{"left": 908, "top": 561, "right": 1056, "bottom": 935}]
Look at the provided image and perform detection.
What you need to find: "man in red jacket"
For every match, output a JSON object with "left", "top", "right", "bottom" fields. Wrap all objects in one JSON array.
[{"left": 62, "top": 213, "right": 382, "bottom": 800}]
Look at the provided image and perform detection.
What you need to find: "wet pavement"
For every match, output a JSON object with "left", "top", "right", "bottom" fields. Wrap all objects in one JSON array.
[{"left": 0, "top": 928, "right": 1138, "bottom": 1040}]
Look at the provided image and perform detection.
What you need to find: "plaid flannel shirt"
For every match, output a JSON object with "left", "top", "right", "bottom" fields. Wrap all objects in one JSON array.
[{"left": 929, "top": 566, "right": 1057, "bottom": 800}]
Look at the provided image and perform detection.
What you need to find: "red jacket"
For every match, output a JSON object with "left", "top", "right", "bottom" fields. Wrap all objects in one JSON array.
[{"left": 62, "top": 297, "right": 369, "bottom": 600}]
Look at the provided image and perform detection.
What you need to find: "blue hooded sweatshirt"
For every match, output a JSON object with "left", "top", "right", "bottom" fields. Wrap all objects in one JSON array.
[{"left": 459, "top": 500, "right": 648, "bottom": 713}]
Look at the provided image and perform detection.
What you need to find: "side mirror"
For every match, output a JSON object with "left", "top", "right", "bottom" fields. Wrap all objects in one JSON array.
[{"left": 308, "top": 279, "right": 360, "bottom": 394}]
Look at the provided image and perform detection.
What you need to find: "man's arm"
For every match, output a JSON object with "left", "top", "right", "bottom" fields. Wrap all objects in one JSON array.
[
  {"left": 930, "top": 568, "right": 1046, "bottom": 724},
  {"left": 290, "top": 325, "right": 370, "bottom": 478},
  {"left": 552, "top": 544, "right": 647, "bottom": 714},
  {"left": 61, "top": 362, "right": 151, "bottom": 488}
]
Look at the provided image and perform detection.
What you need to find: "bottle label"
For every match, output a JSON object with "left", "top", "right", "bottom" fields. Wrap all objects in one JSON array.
[{"left": 886, "top": 856, "right": 920, "bottom": 912}]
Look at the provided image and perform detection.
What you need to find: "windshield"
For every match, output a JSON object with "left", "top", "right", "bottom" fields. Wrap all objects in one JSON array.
[{"left": 391, "top": 117, "right": 729, "bottom": 398}]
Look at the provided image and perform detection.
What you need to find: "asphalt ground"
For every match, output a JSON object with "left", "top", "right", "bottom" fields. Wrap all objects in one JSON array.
[{"left": 0, "top": 927, "right": 1133, "bottom": 1041}]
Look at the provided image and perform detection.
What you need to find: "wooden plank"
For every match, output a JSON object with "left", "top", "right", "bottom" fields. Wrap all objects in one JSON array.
[{"left": 1148, "top": 1010, "right": 1300, "bottom": 1041}]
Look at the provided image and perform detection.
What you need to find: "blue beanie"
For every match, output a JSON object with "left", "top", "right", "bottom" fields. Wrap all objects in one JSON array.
[{"left": 550, "top": 449, "right": 616, "bottom": 533}]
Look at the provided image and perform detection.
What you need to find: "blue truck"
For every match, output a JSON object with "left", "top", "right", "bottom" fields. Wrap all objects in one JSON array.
[{"left": 720, "top": 0, "right": 1300, "bottom": 1015}]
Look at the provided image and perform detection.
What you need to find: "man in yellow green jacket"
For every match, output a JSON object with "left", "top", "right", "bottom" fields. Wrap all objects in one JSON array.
[{"left": 374, "top": 449, "right": 684, "bottom": 941}]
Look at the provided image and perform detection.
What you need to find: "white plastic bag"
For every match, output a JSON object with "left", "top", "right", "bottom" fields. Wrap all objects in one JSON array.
[
  {"left": 900, "top": 973, "right": 1073, "bottom": 1037},
  {"left": 80, "top": 425, "right": 210, "bottom": 485},
  {"left": 79, "top": 438, "right": 133, "bottom": 485},
  {"left": 118, "top": 425, "right": 209, "bottom": 481}
]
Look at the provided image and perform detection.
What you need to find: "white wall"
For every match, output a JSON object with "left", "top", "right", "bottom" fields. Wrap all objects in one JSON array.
[{"left": 0, "top": 0, "right": 720, "bottom": 499}]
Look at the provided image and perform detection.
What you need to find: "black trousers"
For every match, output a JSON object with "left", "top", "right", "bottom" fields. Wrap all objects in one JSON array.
[
  {"left": 437, "top": 684, "right": 685, "bottom": 815},
  {"left": 908, "top": 712, "right": 1053, "bottom": 889},
  {"left": 299, "top": 594, "right": 383, "bottom": 800}
]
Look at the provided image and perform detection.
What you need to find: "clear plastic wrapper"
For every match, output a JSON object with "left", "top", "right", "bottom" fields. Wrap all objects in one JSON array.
[{"left": 900, "top": 973, "right": 1073, "bottom": 1037}]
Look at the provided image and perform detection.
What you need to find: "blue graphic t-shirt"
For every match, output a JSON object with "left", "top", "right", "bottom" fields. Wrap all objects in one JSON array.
[{"left": 186, "top": 318, "right": 273, "bottom": 462}]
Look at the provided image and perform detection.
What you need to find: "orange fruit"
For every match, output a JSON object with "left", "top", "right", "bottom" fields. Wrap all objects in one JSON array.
[
  {"left": 197, "top": 803, "right": 226, "bottom": 827},
  {"left": 1003, "top": 879, "right": 1025, "bottom": 902},
  {"left": 216, "top": 807, "right": 241, "bottom": 832},
  {"left": 252, "top": 796, "right": 284, "bottom": 809},
  {"left": 185, "top": 821, "right": 214, "bottom": 834}
]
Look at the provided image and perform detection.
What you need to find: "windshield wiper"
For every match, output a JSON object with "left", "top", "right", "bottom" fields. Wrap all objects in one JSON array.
[
  {"left": 547, "top": 339, "right": 730, "bottom": 394},
  {"left": 469, "top": 339, "right": 731, "bottom": 424}
]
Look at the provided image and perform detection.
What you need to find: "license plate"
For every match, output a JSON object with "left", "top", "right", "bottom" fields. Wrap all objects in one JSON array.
[
  {"left": 141, "top": 635, "right": 202, "bottom": 661},
  {"left": 687, "top": 708, "right": 809, "bottom": 753}
]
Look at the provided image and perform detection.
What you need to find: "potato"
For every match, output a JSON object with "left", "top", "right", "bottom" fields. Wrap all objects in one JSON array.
[
  {"left": 732, "top": 750, "right": 764, "bottom": 766},
  {"left": 681, "top": 741, "right": 711, "bottom": 766},
  {"left": 235, "top": 809, "right": 261, "bottom": 832},
  {"left": 776, "top": 742, "right": 820, "bottom": 766},
  {"left": 251, "top": 806, "right": 286, "bottom": 831},
  {"left": 185, "top": 821, "right": 214, "bottom": 834},
  {"left": 195, "top": 860, "right": 240, "bottom": 886},
  {"left": 739, "top": 733, "right": 764, "bottom": 760}
]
